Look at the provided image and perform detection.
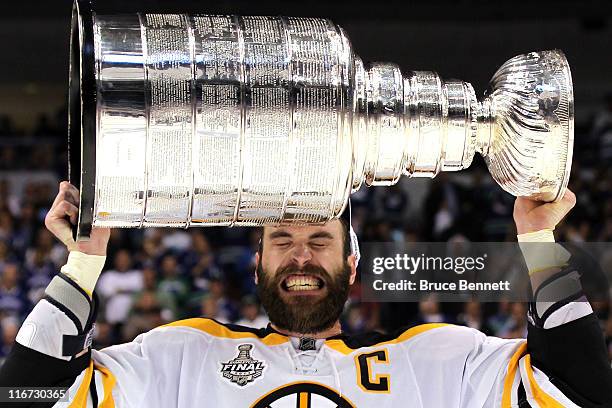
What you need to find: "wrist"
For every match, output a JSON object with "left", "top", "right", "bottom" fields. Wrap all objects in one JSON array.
[
  {"left": 74, "top": 243, "right": 107, "bottom": 257},
  {"left": 60, "top": 251, "right": 107, "bottom": 297},
  {"left": 517, "top": 228, "right": 555, "bottom": 242},
  {"left": 517, "top": 229, "right": 571, "bottom": 276},
  {"left": 516, "top": 223, "right": 555, "bottom": 235}
]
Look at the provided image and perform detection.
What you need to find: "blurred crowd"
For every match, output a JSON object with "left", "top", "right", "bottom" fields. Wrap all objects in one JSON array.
[{"left": 1, "top": 96, "right": 612, "bottom": 366}]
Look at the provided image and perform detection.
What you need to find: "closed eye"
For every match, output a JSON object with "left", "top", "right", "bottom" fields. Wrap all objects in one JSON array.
[{"left": 310, "top": 240, "right": 330, "bottom": 248}]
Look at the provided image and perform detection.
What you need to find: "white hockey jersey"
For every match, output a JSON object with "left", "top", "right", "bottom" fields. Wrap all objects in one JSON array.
[{"left": 29, "top": 308, "right": 579, "bottom": 408}]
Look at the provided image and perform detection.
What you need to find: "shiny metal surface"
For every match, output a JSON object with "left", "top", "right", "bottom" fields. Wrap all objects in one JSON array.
[
  {"left": 484, "top": 51, "right": 573, "bottom": 202},
  {"left": 70, "top": 1, "right": 574, "bottom": 236}
]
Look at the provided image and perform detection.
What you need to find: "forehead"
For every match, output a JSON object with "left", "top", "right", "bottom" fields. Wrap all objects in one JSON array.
[{"left": 263, "top": 219, "right": 344, "bottom": 241}]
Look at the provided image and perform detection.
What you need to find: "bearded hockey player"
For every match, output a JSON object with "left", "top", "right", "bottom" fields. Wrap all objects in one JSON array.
[{"left": 0, "top": 181, "right": 611, "bottom": 407}]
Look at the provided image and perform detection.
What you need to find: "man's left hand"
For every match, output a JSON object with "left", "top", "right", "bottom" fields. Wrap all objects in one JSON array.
[{"left": 513, "top": 189, "right": 576, "bottom": 235}]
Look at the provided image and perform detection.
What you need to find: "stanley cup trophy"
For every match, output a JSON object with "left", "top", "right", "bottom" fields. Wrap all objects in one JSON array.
[{"left": 69, "top": 0, "right": 573, "bottom": 240}]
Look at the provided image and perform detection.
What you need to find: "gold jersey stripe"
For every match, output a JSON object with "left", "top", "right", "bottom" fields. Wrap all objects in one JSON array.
[
  {"left": 162, "top": 319, "right": 449, "bottom": 353},
  {"left": 299, "top": 391, "right": 309, "bottom": 408},
  {"left": 523, "top": 354, "right": 565, "bottom": 407},
  {"left": 324, "top": 323, "right": 449, "bottom": 355},
  {"left": 68, "top": 360, "right": 94, "bottom": 408},
  {"left": 161, "top": 318, "right": 289, "bottom": 345},
  {"left": 95, "top": 363, "right": 117, "bottom": 408},
  {"left": 502, "top": 342, "right": 527, "bottom": 408}
]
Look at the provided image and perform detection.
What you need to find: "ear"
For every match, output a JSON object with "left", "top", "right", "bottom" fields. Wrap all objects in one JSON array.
[
  {"left": 347, "top": 253, "right": 357, "bottom": 285},
  {"left": 254, "top": 252, "right": 260, "bottom": 284}
]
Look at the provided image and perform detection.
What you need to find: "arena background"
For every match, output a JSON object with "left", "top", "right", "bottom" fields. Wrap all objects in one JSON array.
[{"left": 0, "top": 0, "right": 611, "bottom": 363}]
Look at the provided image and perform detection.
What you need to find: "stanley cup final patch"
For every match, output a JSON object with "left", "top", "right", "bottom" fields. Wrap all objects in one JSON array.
[{"left": 220, "top": 344, "right": 265, "bottom": 387}]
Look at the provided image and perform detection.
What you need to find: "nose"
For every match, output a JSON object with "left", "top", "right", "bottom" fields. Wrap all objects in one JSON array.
[{"left": 290, "top": 242, "right": 313, "bottom": 268}]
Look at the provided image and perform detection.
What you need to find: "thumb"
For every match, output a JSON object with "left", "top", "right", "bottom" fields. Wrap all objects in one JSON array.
[
  {"left": 543, "top": 189, "right": 577, "bottom": 226},
  {"left": 559, "top": 189, "right": 577, "bottom": 209},
  {"left": 55, "top": 225, "right": 78, "bottom": 252},
  {"left": 513, "top": 196, "right": 540, "bottom": 217}
]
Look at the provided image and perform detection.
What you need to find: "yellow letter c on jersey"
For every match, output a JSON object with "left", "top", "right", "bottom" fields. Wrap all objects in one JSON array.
[{"left": 355, "top": 349, "right": 390, "bottom": 393}]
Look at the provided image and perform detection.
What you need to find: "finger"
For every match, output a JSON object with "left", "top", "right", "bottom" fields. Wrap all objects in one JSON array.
[
  {"left": 54, "top": 223, "right": 77, "bottom": 251},
  {"left": 49, "top": 200, "right": 79, "bottom": 225},
  {"left": 56, "top": 181, "right": 80, "bottom": 207},
  {"left": 515, "top": 196, "right": 539, "bottom": 212},
  {"left": 50, "top": 182, "right": 69, "bottom": 209},
  {"left": 63, "top": 182, "right": 80, "bottom": 206},
  {"left": 45, "top": 201, "right": 78, "bottom": 250},
  {"left": 557, "top": 190, "right": 576, "bottom": 212},
  {"left": 564, "top": 189, "right": 576, "bottom": 206},
  {"left": 48, "top": 199, "right": 78, "bottom": 218}
]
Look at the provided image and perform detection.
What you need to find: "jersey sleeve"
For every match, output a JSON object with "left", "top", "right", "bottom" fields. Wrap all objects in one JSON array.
[
  {"left": 461, "top": 305, "right": 612, "bottom": 408},
  {"left": 0, "top": 272, "right": 156, "bottom": 408},
  {"left": 60, "top": 333, "right": 156, "bottom": 408}
]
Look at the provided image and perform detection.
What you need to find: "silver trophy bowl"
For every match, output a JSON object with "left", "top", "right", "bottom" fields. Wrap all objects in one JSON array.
[{"left": 69, "top": 0, "right": 573, "bottom": 239}]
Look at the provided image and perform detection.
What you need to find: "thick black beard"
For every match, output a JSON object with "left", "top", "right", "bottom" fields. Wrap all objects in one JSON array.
[{"left": 256, "top": 260, "right": 351, "bottom": 335}]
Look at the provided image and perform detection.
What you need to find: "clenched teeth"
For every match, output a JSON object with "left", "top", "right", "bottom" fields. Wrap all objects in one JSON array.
[{"left": 284, "top": 275, "right": 323, "bottom": 291}]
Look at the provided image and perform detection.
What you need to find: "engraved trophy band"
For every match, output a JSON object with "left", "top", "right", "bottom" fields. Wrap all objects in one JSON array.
[{"left": 69, "top": 0, "right": 573, "bottom": 239}]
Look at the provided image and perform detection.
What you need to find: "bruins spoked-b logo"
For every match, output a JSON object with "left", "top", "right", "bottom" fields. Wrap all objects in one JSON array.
[
  {"left": 221, "top": 344, "right": 265, "bottom": 386},
  {"left": 251, "top": 382, "right": 356, "bottom": 408}
]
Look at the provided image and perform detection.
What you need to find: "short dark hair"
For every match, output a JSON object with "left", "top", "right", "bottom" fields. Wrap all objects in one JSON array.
[{"left": 257, "top": 219, "right": 351, "bottom": 261}]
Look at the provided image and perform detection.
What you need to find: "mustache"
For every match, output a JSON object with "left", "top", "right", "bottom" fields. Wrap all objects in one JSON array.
[{"left": 274, "top": 263, "right": 331, "bottom": 283}]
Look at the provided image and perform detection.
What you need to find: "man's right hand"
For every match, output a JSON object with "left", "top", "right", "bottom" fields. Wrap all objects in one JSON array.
[{"left": 45, "top": 181, "right": 110, "bottom": 256}]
